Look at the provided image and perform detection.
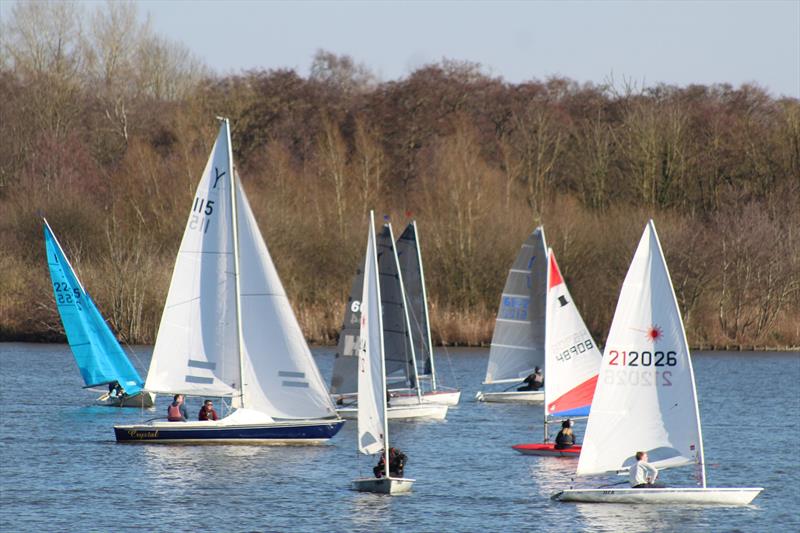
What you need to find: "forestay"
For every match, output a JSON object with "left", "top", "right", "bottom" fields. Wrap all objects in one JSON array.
[
  {"left": 484, "top": 226, "right": 547, "bottom": 384},
  {"left": 145, "top": 125, "right": 240, "bottom": 399},
  {"left": 376, "top": 225, "right": 417, "bottom": 390},
  {"left": 544, "top": 250, "right": 602, "bottom": 418},
  {"left": 395, "top": 222, "right": 434, "bottom": 381},
  {"left": 358, "top": 214, "right": 387, "bottom": 455},
  {"left": 577, "top": 221, "right": 705, "bottom": 478},
  {"left": 44, "top": 220, "right": 144, "bottom": 394},
  {"left": 234, "top": 178, "right": 337, "bottom": 419}
]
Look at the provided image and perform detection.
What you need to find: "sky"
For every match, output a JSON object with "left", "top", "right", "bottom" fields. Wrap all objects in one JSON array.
[{"left": 4, "top": 1, "right": 799, "bottom": 97}]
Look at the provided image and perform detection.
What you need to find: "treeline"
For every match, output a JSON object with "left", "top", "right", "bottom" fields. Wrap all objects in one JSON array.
[{"left": 1, "top": 2, "right": 798, "bottom": 349}]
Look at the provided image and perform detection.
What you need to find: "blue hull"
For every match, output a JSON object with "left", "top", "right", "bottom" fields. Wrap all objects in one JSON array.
[{"left": 115, "top": 419, "right": 345, "bottom": 443}]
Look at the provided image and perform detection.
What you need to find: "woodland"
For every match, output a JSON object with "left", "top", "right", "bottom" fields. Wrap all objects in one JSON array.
[{"left": 1, "top": 2, "right": 798, "bottom": 349}]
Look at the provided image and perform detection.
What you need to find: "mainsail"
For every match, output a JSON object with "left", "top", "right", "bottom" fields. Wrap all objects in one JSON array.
[
  {"left": 145, "top": 125, "right": 239, "bottom": 399},
  {"left": 484, "top": 226, "right": 548, "bottom": 384},
  {"left": 357, "top": 213, "right": 387, "bottom": 455},
  {"left": 330, "top": 267, "right": 363, "bottom": 395},
  {"left": 395, "top": 222, "right": 435, "bottom": 385},
  {"left": 576, "top": 221, "right": 705, "bottom": 478},
  {"left": 544, "top": 249, "right": 602, "bottom": 419},
  {"left": 43, "top": 220, "right": 144, "bottom": 394}
]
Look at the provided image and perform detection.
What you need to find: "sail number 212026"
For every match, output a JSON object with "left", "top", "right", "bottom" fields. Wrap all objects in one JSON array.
[{"left": 607, "top": 350, "right": 677, "bottom": 367}]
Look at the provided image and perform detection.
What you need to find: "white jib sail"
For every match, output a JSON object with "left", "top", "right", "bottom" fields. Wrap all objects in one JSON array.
[
  {"left": 576, "top": 220, "right": 705, "bottom": 479},
  {"left": 234, "top": 177, "right": 337, "bottom": 419},
  {"left": 358, "top": 213, "right": 387, "bottom": 455},
  {"left": 544, "top": 249, "right": 603, "bottom": 419},
  {"left": 145, "top": 123, "right": 239, "bottom": 398},
  {"left": 484, "top": 226, "right": 548, "bottom": 384}
]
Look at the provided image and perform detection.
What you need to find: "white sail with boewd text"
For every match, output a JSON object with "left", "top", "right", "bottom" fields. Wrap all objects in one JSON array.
[{"left": 552, "top": 221, "right": 762, "bottom": 504}]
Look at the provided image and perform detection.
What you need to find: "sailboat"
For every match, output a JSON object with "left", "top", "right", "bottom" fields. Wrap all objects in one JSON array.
[
  {"left": 332, "top": 222, "right": 448, "bottom": 420},
  {"left": 552, "top": 221, "right": 762, "bottom": 504},
  {"left": 386, "top": 221, "right": 460, "bottom": 407},
  {"left": 352, "top": 212, "right": 415, "bottom": 494},
  {"left": 114, "top": 118, "right": 344, "bottom": 443},
  {"left": 476, "top": 226, "right": 547, "bottom": 403},
  {"left": 513, "top": 249, "right": 602, "bottom": 457},
  {"left": 43, "top": 219, "right": 154, "bottom": 408}
]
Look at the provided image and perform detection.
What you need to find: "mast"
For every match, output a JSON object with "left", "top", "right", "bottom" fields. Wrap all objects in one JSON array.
[
  {"left": 372, "top": 215, "right": 391, "bottom": 478},
  {"left": 387, "top": 223, "right": 423, "bottom": 403},
  {"left": 413, "top": 221, "right": 437, "bottom": 391},
  {"left": 223, "top": 117, "right": 247, "bottom": 409},
  {"left": 543, "top": 247, "right": 551, "bottom": 444}
]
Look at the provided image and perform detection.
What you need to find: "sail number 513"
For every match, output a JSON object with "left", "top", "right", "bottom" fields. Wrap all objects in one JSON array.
[{"left": 608, "top": 350, "right": 677, "bottom": 367}]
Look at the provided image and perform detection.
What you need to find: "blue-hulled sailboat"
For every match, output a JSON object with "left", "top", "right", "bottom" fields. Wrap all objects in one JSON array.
[
  {"left": 114, "top": 118, "right": 344, "bottom": 443},
  {"left": 43, "top": 219, "right": 154, "bottom": 407}
]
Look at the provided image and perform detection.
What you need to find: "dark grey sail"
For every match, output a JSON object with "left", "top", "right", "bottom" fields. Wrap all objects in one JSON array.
[
  {"left": 330, "top": 267, "right": 363, "bottom": 395},
  {"left": 395, "top": 222, "right": 435, "bottom": 388},
  {"left": 376, "top": 224, "right": 417, "bottom": 390}
]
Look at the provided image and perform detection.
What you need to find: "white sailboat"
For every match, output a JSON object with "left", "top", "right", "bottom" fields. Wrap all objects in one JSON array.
[
  {"left": 334, "top": 221, "right": 448, "bottom": 420},
  {"left": 352, "top": 212, "right": 415, "bottom": 494},
  {"left": 476, "top": 226, "right": 547, "bottom": 403},
  {"left": 513, "top": 249, "right": 602, "bottom": 456},
  {"left": 388, "top": 221, "right": 460, "bottom": 407},
  {"left": 114, "top": 118, "right": 344, "bottom": 443},
  {"left": 552, "top": 221, "right": 762, "bottom": 504}
]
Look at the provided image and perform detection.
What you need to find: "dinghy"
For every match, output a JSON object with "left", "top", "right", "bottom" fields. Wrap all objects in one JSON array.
[
  {"left": 352, "top": 212, "right": 415, "bottom": 494},
  {"left": 551, "top": 221, "right": 762, "bottom": 505},
  {"left": 332, "top": 222, "right": 448, "bottom": 420},
  {"left": 476, "top": 226, "right": 547, "bottom": 403},
  {"left": 43, "top": 219, "right": 154, "bottom": 408},
  {"left": 512, "top": 249, "right": 601, "bottom": 457},
  {"left": 114, "top": 118, "right": 343, "bottom": 443}
]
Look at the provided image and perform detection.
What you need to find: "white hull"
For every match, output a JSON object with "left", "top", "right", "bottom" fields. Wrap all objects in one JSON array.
[
  {"left": 475, "top": 390, "right": 544, "bottom": 403},
  {"left": 96, "top": 391, "right": 156, "bottom": 408},
  {"left": 352, "top": 476, "right": 414, "bottom": 494},
  {"left": 552, "top": 487, "right": 763, "bottom": 505},
  {"left": 389, "top": 389, "right": 461, "bottom": 406},
  {"left": 338, "top": 403, "right": 448, "bottom": 420}
]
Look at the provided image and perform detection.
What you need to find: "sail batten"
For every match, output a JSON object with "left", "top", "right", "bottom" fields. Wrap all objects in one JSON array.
[{"left": 576, "top": 221, "right": 704, "bottom": 481}]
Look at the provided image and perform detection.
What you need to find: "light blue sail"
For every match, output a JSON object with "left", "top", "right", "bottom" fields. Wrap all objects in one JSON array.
[{"left": 43, "top": 219, "right": 144, "bottom": 395}]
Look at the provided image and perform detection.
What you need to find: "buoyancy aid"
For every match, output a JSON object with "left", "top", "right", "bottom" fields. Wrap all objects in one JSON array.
[{"left": 167, "top": 403, "right": 184, "bottom": 421}]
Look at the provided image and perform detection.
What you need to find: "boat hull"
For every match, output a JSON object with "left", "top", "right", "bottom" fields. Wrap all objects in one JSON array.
[
  {"left": 512, "top": 442, "right": 581, "bottom": 457},
  {"left": 96, "top": 391, "right": 155, "bottom": 408},
  {"left": 337, "top": 404, "right": 448, "bottom": 420},
  {"left": 388, "top": 389, "right": 461, "bottom": 406},
  {"left": 352, "top": 476, "right": 414, "bottom": 494},
  {"left": 114, "top": 419, "right": 345, "bottom": 444},
  {"left": 475, "top": 390, "right": 544, "bottom": 403},
  {"left": 552, "top": 487, "right": 763, "bottom": 505}
]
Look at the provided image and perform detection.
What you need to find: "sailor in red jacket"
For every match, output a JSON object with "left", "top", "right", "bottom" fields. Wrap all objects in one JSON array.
[{"left": 198, "top": 399, "right": 219, "bottom": 421}]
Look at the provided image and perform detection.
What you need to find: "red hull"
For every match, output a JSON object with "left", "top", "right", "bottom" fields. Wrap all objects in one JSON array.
[{"left": 512, "top": 442, "right": 581, "bottom": 457}]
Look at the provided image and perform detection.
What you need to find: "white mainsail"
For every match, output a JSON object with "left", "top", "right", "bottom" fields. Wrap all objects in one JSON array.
[
  {"left": 484, "top": 226, "right": 548, "bottom": 384},
  {"left": 576, "top": 220, "right": 705, "bottom": 479},
  {"left": 358, "top": 213, "right": 388, "bottom": 455},
  {"left": 145, "top": 125, "right": 239, "bottom": 398},
  {"left": 544, "top": 249, "right": 602, "bottom": 419},
  {"left": 234, "top": 178, "right": 336, "bottom": 419}
]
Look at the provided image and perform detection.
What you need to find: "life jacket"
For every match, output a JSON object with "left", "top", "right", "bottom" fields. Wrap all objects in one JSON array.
[{"left": 167, "top": 403, "right": 184, "bottom": 421}]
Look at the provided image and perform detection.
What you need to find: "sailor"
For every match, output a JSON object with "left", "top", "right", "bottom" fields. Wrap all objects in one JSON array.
[
  {"left": 167, "top": 394, "right": 188, "bottom": 421},
  {"left": 373, "top": 447, "right": 408, "bottom": 478},
  {"left": 554, "top": 419, "right": 576, "bottom": 449},
  {"left": 518, "top": 367, "right": 544, "bottom": 391},
  {"left": 198, "top": 399, "right": 219, "bottom": 421},
  {"left": 629, "top": 451, "right": 663, "bottom": 488}
]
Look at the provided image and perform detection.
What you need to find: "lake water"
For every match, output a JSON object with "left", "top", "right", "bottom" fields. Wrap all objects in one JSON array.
[{"left": 0, "top": 343, "right": 797, "bottom": 532}]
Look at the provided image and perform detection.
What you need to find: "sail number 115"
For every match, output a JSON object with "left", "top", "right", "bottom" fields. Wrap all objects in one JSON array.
[{"left": 189, "top": 196, "right": 215, "bottom": 234}]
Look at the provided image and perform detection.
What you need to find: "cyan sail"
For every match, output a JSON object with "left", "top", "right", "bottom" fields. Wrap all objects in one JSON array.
[{"left": 43, "top": 219, "right": 144, "bottom": 394}]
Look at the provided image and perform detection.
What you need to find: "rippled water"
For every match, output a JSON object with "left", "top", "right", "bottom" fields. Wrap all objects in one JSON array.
[{"left": 0, "top": 343, "right": 797, "bottom": 532}]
